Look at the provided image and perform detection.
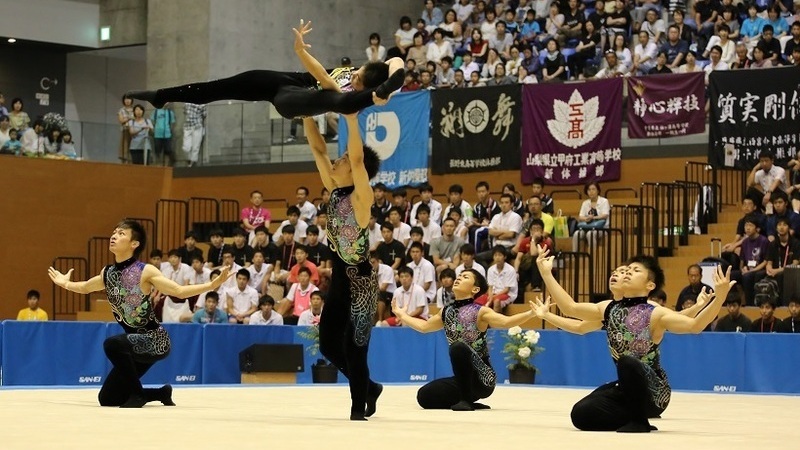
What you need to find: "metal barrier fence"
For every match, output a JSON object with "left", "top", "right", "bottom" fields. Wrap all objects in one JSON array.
[
  {"left": 219, "top": 199, "right": 242, "bottom": 236},
  {"left": 188, "top": 197, "right": 220, "bottom": 242},
  {"left": 640, "top": 182, "right": 690, "bottom": 257},
  {"left": 50, "top": 257, "right": 89, "bottom": 319},
  {"left": 128, "top": 217, "right": 155, "bottom": 260},
  {"left": 685, "top": 161, "right": 747, "bottom": 209},
  {"left": 610, "top": 204, "right": 658, "bottom": 258},
  {"left": 553, "top": 251, "right": 593, "bottom": 304},
  {"left": 156, "top": 199, "right": 189, "bottom": 253},
  {"left": 588, "top": 228, "right": 625, "bottom": 301}
]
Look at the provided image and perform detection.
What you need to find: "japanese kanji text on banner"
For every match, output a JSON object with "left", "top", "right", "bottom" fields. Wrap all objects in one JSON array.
[
  {"left": 627, "top": 72, "right": 705, "bottom": 139},
  {"left": 709, "top": 66, "right": 800, "bottom": 169},
  {"left": 430, "top": 85, "right": 521, "bottom": 174},
  {"left": 521, "top": 78, "right": 623, "bottom": 185}
]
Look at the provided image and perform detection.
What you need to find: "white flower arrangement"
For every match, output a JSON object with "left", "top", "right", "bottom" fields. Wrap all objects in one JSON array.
[{"left": 502, "top": 328, "right": 544, "bottom": 371}]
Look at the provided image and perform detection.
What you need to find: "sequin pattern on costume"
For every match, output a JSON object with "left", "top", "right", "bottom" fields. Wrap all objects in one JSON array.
[
  {"left": 604, "top": 298, "right": 671, "bottom": 409},
  {"left": 320, "top": 67, "right": 355, "bottom": 93},
  {"left": 346, "top": 264, "right": 379, "bottom": 346},
  {"left": 104, "top": 260, "right": 171, "bottom": 357},
  {"left": 443, "top": 300, "right": 497, "bottom": 388},
  {"left": 327, "top": 186, "right": 370, "bottom": 265}
]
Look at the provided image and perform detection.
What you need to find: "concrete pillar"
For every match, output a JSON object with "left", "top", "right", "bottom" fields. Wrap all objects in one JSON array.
[{"left": 100, "top": 0, "right": 148, "bottom": 48}]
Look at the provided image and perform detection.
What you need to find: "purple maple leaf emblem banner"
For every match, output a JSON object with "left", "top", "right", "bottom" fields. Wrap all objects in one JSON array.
[{"left": 521, "top": 78, "right": 623, "bottom": 185}]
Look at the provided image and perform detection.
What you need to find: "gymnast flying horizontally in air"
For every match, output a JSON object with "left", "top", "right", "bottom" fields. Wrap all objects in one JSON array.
[
  {"left": 128, "top": 20, "right": 406, "bottom": 119},
  {"left": 531, "top": 248, "right": 734, "bottom": 432},
  {"left": 48, "top": 220, "right": 231, "bottom": 408}
]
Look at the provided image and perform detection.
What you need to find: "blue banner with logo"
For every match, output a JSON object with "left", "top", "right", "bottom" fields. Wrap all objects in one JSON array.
[
  {"left": 134, "top": 323, "right": 204, "bottom": 386},
  {"left": 338, "top": 90, "right": 430, "bottom": 189}
]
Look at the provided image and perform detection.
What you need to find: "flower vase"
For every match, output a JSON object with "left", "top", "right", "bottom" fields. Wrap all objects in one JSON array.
[
  {"left": 311, "top": 359, "right": 339, "bottom": 383},
  {"left": 508, "top": 366, "right": 536, "bottom": 384}
]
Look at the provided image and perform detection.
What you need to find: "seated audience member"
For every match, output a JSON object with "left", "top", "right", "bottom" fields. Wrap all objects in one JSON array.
[
  {"left": 367, "top": 213, "right": 383, "bottom": 250},
  {"left": 379, "top": 267, "right": 428, "bottom": 327},
  {"left": 676, "top": 264, "right": 713, "bottom": 311},
  {"left": 747, "top": 151, "right": 787, "bottom": 211},
  {"left": 530, "top": 177, "right": 554, "bottom": 215},
  {"left": 410, "top": 184, "right": 443, "bottom": 226},
  {"left": 148, "top": 249, "right": 163, "bottom": 268},
  {"left": 226, "top": 269, "right": 259, "bottom": 324},
  {"left": 521, "top": 196, "right": 554, "bottom": 238},
  {"left": 764, "top": 192, "right": 799, "bottom": 242},
  {"left": 765, "top": 217, "right": 800, "bottom": 297},
  {"left": 247, "top": 250, "right": 273, "bottom": 294},
  {"left": 371, "top": 251, "right": 397, "bottom": 323},
  {"left": 230, "top": 228, "right": 255, "bottom": 267},
  {"left": 191, "top": 269, "right": 223, "bottom": 315},
  {"left": 647, "top": 51, "right": 673, "bottom": 74},
  {"left": 297, "top": 291, "right": 324, "bottom": 326},
  {"left": 447, "top": 207, "right": 469, "bottom": 240},
  {"left": 277, "top": 267, "right": 319, "bottom": 324},
  {"left": 783, "top": 295, "right": 800, "bottom": 333},
  {"left": 314, "top": 210, "right": 330, "bottom": 246},
  {"left": 241, "top": 190, "right": 271, "bottom": 244},
  {"left": 722, "top": 197, "right": 766, "bottom": 254},
  {"left": 17, "top": 289, "right": 48, "bottom": 321},
  {"left": 476, "top": 193, "right": 523, "bottom": 267},
  {"left": 273, "top": 206, "right": 308, "bottom": 244},
  {"left": 738, "top": 215, "right": 770, "bottom": 305},
  {"left": 272, "top": 226, "right": 299, "bottom": 284},
  {"left": 434, "top": 268, "right": 456, "bottom": 308},
  {"left": 388, "top": 207, "right": 412, "bottom": 246},
  {"left": 177, "top": 231, "right": 204, "bottom": 265},
  {"left": 572, "top": 182, "right": 610, "bottom": 252},
  {"left": 191, "top": 292, "right": 228, "bottom": 324},
  {"left": 661, "top": 25, "right": 688, "bottom": 69},
  {"left": 206, "top": 228, "right": 231, "bottom": 269},
  {"left": 295, "top": 186, "right": 317, "bottom": 223},
  {"left": 160, "top": 249, "right": 195, "bottom": 322},
  {"left": 392, "top": 188, "right": 413, "bottom": 224},
  {"left": 407, "top": 241, "right": 438, "bottom": 303},
  {"left": 430, "top": 217, "right": 465, "bottom": 274},
  {"left": 443, "top": 184, "right": 474, "bottom": 229},
  {"left": 405, "top": 227, "right": 433, "bottom": 264},
  {"left": 414, "top": 204, "right": 442, "bottom": 244},
  {"left": 514, "top": 219, "right": 552, "bottom": 291},
  {"left": 649, "top": 289, "right": 667, "bottom": 307},
  {"left": 287, "top": 245, "right": 320, "bottom": 286},
  {"left": 189, "top": 256, "right": 211, "bottom": 285},
  {"left": 305, "top": 225, "right": 332, "bottom": 279},
  {"left": 714, "top": 288, "right": 752, "bottom": 332},
  {"left": 219, "top": 249, "right": 243, "bottom": 291},
  {"left": 751, "top": 297, "right": 786, "bottom": 333},
  {"left": 484, "top": 245, "right": 518, "bottom": 311},
  {"left": 376, "top": 222, "right": 406, "bottom": 270},
  {"left": 249, "top": 295, "right": 284, "bottom": 325},
  {"left": 455, "top": 244, "right": 487, "bottom": 278}
]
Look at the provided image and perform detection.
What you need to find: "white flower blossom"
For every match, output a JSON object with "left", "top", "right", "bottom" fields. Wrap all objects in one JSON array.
[
  {"left": 524, "top": 330, "right": 540, "bottom": 345},
  {"left": 517, "top": 347, "right": 532, "bottom": 358},
  {"left": 508, "top": 326, "right": 523, "bottom": 336}
]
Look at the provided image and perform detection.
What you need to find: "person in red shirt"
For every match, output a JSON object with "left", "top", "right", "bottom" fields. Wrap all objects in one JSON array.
[
  {"left": 513, "top": 219, "right": 553, "bottom": 291},
  {"left": 287, "top": 245, "right": 320, "bottom": 286}
]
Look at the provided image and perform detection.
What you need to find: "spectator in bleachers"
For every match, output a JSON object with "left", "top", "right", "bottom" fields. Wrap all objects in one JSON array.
[
  {"left": 519, "top": 9, "right": 542, "bottom": 48},
  {"left": 305, "top": 225, "right": 332, "bottom": 277},
  {"left": 368, "top": 214, "right": 383, "bottom": 250},
  {"left": 481, "top": 8, "right": 500, "bottom": 42},
  {"left": 522, "top": 196, "right": 555, "bottom": 238},
  {"left": 189, "top": 255, "right": 211, "bottom": 286},
  {"left": 241, "top": 190, "right": 270, "bottom": 245},
  {"left": 693, "top": 0, "right": 718, "bottom": 55},
  {"left": 530, "top": 177, "right": 555, "bottom": 214},
  {"left": 161, "top": 249, "right": 194, "bottom": 322},
  {"left": 425, "top": 62, "right": 441, "bottom": 86},
  {"left": 376, "top": 222, "right": 406, "bottom": 270},
  {"left": 452, "top": 69, "right": 467, "bottom": 87},
  {"left": 414, "top": 205, "right": 442, "bottom": 244},
  {"left": 784, "top": 22, "right": 800, "bottom": 64},
  {"left": 671, "top": 10, "right": 694, "bottom": 45},
  {"left": 662, "top": 25, "right": 688, "bottom": 70},
  {"left": 676, "top": 264, "right": 712, "bottom": 311},
  {"left": 248, "top": 295, "right": 283, "bottom": 325},
  {"left": 751, "top": 297, "right": 786, "bottom": 332},
  {"left": 572, "top": 182, "right": 610, "bottom": 252},
  {"left": 594, "top": 49, "right": 629, "bottom": 77},
  {"left": 372, "top": 182, "right": 392, "bottom": 223},
  {"left": 247, "top": 250, "right": 272, "bottom": 294},
  {"left": 407, "top": 241, "right": 438, "bottom": 303},
  {"left": 226, "top": 268, "right": 259, "bottom": 324},
  {"left": 428, "top": 28, "right": 455, "bottom": 67},
  {"left": 422, "top": 0, "right": 444, "bottom": 30},
  {"left": 388, "top": 207, "right": 413, "bottom": 246},
  {"left": 481, "top": 48, "right": 504, "bottom": 79},
  {"left": 286, "top": 244, "right": 320, "bottom": 287},
  {"left": 21, "top": 119, "right": 44, "bottom": 156},
  {"left": 272, "top": 226, "right": 297, "bottom": 284},
  {"left": 366, "top": 32, "right": 387, "bottom": 63},
  {"left": 748, "top": 150, "right": 787, "bottom": 210},
  {"left": 277, "top": 266, "right": 319, "bottom": 324},
  {"left": 411, "top": 183, "right": 443, "bottom": 226},
  {"left": 456, "top": 243, "right": 487, "bottom": 278},
  {"left": 17, "top": 289, "right": 48, "bottom": 321},
  {"left": 392, "top": 187, "right": 413, "bottom": 224},
  {"left": 459, "top": 52, "right": 482, "bottom": 80},
  {"left": 521, "top": 45, "right": 542, "bottom": 76},
  {"left": 678, "top": 50, "right": 702, "bottom": 73},
  {"left": 8, "top": 98, "right": 30, "bottom": 138},
  {"left": 739, "top": 214, "right": 770, "bottom": 305},
  {"left": 316, "top": 187, "right": 330, "bottom": 218},
  {"left": 640, "top": 7, "right": 665, "bottom": 47},
  {"left": 703, "top": 23, "right": 736, "bottom": 64},
  {"left": 468, "top": 71, "right": 487, "bottom": 87},
  {"left": 722, "top": 197, "right": 766, "bottom": 256},
  {"left": 765, "top": 191, "right": 799, "bottom": 241},
  {"left": 504, "top": 9, "right": 521, "bottom": 37},
  {"left": 447, "top": 207, "right": 470, "bottom": 239},
  {"left": 231, "top": 228, "right": 254, "bottom": 267},
  {"left": 408, "top": 32, "right": 430, "bottom": 68},
  {"left": 541, "top": 39, "right": 568, "bottom": 81},
  {"left": 191, "top": 269, "right": 223, "bottom": 316},
  {"left": 436, "top": 56, "right": 457, "bottom": 88},
  {"left": 605, "top": 0, "right": 632, "bottom": 40},
  {"left": 539, "top": 3, "right": 564, "bottom": 49},
  {"left": 514, "top": 218, "right": 553, "bottom": 291},
  {"left": 503, "top": 183, "right": 526, "bottom": 218},
  {"left": 741, "top": 4, "right": 767, "bottom": 53},
  {"left": 518, "top": 65, "right": 539, "bottom": 83},
  {"left": 714, "top": 288, "right": 752, "bottom": 332},
  {"left": 647, "top": 50, "right": 672, "bottom": 74},
  {"left": 42, "top": 129, "right": 61, "bottom": 155},
  {"left": 0, "top": 115, "right": 11, "bottom": 148},
  {"left": 557, "top": 0, "right": 585, "bottom": 48},
  {"left": 765, "top": 217, "right": 800, "bottom": 297},
  {"left": 649, "top": 289, "right": 667, "bottom": 307},
  {"left": 380, "top": 266, "right": 428, "bottom": 327},
  {"left": 471, "top": 181, "right": 499, "bottom": 247},
  {"left": 467, "top": 28, "right": 489, "bottom": 63},
  {"left": 295, "top": 186, "right": 317, "bottom": 223},
  {"left": 371, "top": 251, "right": 396, "bottom": 323},
  {"left": 505, "top": 45, "right": 524, "bottom": 76},
  {"left": 750, "top": 50, "right": 775, "bottom": 70},
  {"left": 487, "top": 63, "right": 516, "bottom": 85},
  {"left": 454, "top": 0, "right": 476, "bottom": 23},
  {"left": 568, "top": 20, "right": 601, "bottom": 79},
  {"left": 441, "top": 9, "right": 464, "bottom": 48},
  {"left": 704, "top": 45, "right": 730, "bottom": 85},
  {"left": 766, "top": 7, "right": 789, "bottom": 39},
  {"left": 717, "top": 5, "right": 740, "bottom": 40},
  {"left": 783, "top": 295, "right": 800, "bottom": 333},
  {"left": 416, "top": 18, "right": 432, "bottom": 44},
  {"left": 444, "top": 184, "right": 474, "bottom": 229},
  {"left": 298, "top": 291, "right": 324, "bottom": 326},
  {"left": 484, "top": 245, "right": 518, "bottom": 311},
  {"left": 148, "top": 249, "right": 163, "bottom": 268},
  {"left": 756, "top": 25, "right": 781, "bottom": 64},
  {"left": 59, "top": 131, "right": 77, "bottom": 159},
  {"left": 632, "top": 30, "right": 658, "bottom": 75},
  {"left": 434, "top": 268, "right": 457, "bottom": 308},
  {"left": 388, "top": 16, "right": 416, "bottom": 60},
  {"left": 490, "top": 21, "right": 515, "bottom": 59},
  {"left": 177, "top": 231, "right": 203, "bottom": 265},
  {"left": 273, "top": 206, "right": 308, "bottom": 245},
  {"left": 191, "top": 291, "right": 227, "bottom": 323},
  {"left": 477, "top": 193, "right": 523, "bottom": 266},
  {"left": 406, "top": 227, "right": 433, "bottom": 265},
  {"left": 731, "top": 43, "right": 752, "bottom": 69},
  {"left": 0, "top": 128, "right": 21, "bottom": 155},
  {"left": 251, "top": 225, "right": 276, "bottom": 258},
  {"left": 431, "top": 218, "right": 465, "bottom": 274}
]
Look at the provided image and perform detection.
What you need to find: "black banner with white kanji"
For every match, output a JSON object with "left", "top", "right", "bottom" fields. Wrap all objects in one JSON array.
[
  {"left": 709, "top": 66, "right": 800, "bottom": 169},
  {"left": 430, "top": 85, "right": 521, "bottom": 174}
]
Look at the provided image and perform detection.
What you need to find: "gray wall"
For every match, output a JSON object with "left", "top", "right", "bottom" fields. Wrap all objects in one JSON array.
[{"left": 100, "top": 0, "right": 148, "bottom": 48}]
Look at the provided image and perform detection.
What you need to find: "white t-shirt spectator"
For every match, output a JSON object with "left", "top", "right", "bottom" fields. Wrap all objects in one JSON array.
[
  {"left": 487, "top": 262, "right": 518, "bottom": 304},
  {"left": 435, "top": 287, "right": 455, "bottom": 308},
  {"left": 366, "top": 45, "right": 387, "bottom": 62},
  {"left": 297, "top": 308, "right": 322, "bottom": 326},
  {"left": 489, "top": 210, "right": 523, "bottom": 248},
  {"left": 188, "top": 267, "right": 211, "bottom": 286},
  {"left": 248, "top": 310, "right": 284, "bottom": 325},
  {"left": 247, "top": 263, "right": 272, "bottom": 293},
  {"left": 453, "top": 2, "right": 474, "bottom": 22},
  {"left": 161, "top": 262, "right": 193, "bottom": 286},
  {"left": 455, "top": 262, "right": 486, "bottom": 278},
  {"left": 368, "top": 223, "right": 383, "bottom": 250},
  {"left": 226, "top": 285, "right": 259, "bottom": 315},
  {"left": 392, "top": 222, "right": 412, "bottom": 244},
  {"left": 377, "top": 263, "right": 397, "bottom": 295},
  {"left": 703, "top": 60, "right": 729, "bottom": 85},
  {"left": 407, "top": 258, "right": 437, "bottom": 300},
  {"left": 395, "top": 27, "right": 417, "bottom": 48},
  {"left": 273, "top": 220, "right": 308, "bottom": 243},
  {"left": 427, "top": 40, "right": 454, "bottom": 64},
  {"left": 298, "top": 201, "right": 317, "bottom": 222},
  {"left": 392, "top": 284, "right": 429, "bottom": 319},
  {"left": 754, "top": 165, "right": 788, "bottom": 193},
  {"left": 410, "top": 200, "right": 443, "bottom": 226},
  {"left": 418, "top": 221, "right": 442, "bottom": 244},
  {"left": 578, "top": 197, "right": 611, "bottom": 225}
]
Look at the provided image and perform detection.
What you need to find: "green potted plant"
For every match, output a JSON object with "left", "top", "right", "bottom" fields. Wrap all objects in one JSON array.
[
  {"left": 297, "top": 325, "right": 338, "bottom": 383},
  {"left": 502, "top": 326, "right": 544, "bottom": 384}
]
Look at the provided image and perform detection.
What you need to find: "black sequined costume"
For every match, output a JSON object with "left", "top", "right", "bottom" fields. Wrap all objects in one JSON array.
[
  {"left": 319, "top": 186, "right": 382, "bottom": 418},
  {"left": 571, "top": 297, "right": 671, "bottom": 431},
  {"left": 128, "top": 68, "right": 405, "bottom": 119},
  {"left": 98, "top": 257, "right": 172, "bottom": 407},
  {"left": 417, "top": 299, "right": 496, "bottom": 409}
]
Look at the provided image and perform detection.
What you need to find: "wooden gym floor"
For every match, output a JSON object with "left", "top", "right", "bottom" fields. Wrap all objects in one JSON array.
[{"left": 1, "top": 384, "right": 797, "bottom": 449}]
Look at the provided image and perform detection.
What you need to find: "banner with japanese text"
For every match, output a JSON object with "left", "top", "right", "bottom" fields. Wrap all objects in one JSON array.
[
  {"left": 338, "top": 90, "right": 430, "bottom": 189},
  {"left": 520, "top": 78, "right": 623, "bottom": 185},
  {"left": 627, "top": 72, "right": 705, "bottom": 139},
  {"left": 709, "top": 66, "right": 800, "bottom": 169},
  {"left": 430, "top": 85, "right": 521, "bottom": 174}
]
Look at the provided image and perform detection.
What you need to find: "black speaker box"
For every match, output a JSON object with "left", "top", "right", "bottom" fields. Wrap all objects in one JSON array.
[{"left": 239, "top": 344, "right": 304, "bottom": 373}]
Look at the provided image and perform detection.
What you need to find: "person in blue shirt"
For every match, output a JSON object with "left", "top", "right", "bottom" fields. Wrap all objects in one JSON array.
[
  {"left": 766, "top": 7, "right": 789, "bottom": 38},
  {"left": 150, "top": 105, "right": 175, "bottom": 166},
  {"left": 740, "top": 3, "right": 767, "bottom": 48},
  {"left": 0, "top": 128, "right": 22, "bottom": 155},
  {"left": 661, "top": 25, "right": 689, "bottom": 69},
  {"left": 192, "top": 291, "right": 228, "bottom": 324}
]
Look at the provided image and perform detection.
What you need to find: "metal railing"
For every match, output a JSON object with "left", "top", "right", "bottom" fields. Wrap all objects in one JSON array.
[
  {"left": 610, "top": 204, "right": 658, "bottom": 257},
  {"left": 88, "top": 237, "right": 112, "bottom": 280},
  {"left": 588, "top": 228, "right": 626, "bottom": 302},
  {"left": 51, "top": 257, "right": 89, "bottom": 319},
  {"left": 156, "top": 199, "right": 189, "bottom": 253},
  {"left": 553, "top": 251, "right": 593, "bottom": 304},
  {"left": 640, "top": 182, "right": 691, "bottom": 257},
  {"left": 684, "top": 161, "right": 747, "bottom": 209}
]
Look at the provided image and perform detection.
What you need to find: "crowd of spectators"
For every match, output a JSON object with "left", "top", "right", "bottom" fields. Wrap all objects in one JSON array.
[{"left": 0, "top": 92, "right": 78, "bottom": 159}]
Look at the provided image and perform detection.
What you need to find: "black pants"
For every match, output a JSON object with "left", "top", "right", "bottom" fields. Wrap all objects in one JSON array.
[
  {"left": 152, "top": 70, "right": 384, "bottom": 119},
  {"left": 318, "top": 256, "right": 380, "bottom": 417},
  {"left": 98, "top": 334, "right": 168, "bottom": 406},
  {"left": 416, "top": 342, "right": 495, "bottom": 409},
  {"left": 129, "top": 149, "right": 144, "bottom": 165},
  {"left": 153, "top": 138, "right": 174, "bottom": 165},
  {"left": 570, "top": 355, "right": 665, "bottom": 431}
]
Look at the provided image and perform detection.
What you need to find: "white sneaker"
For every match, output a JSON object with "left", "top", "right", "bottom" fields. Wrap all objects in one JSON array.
[{"left": 331, "top": 134, "right": 338, "bottom": 142}]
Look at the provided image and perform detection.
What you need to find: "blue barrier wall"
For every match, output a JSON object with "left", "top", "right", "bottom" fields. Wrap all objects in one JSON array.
[{"left": 2, "top": 322, "right": 798, "bottom": 394}]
